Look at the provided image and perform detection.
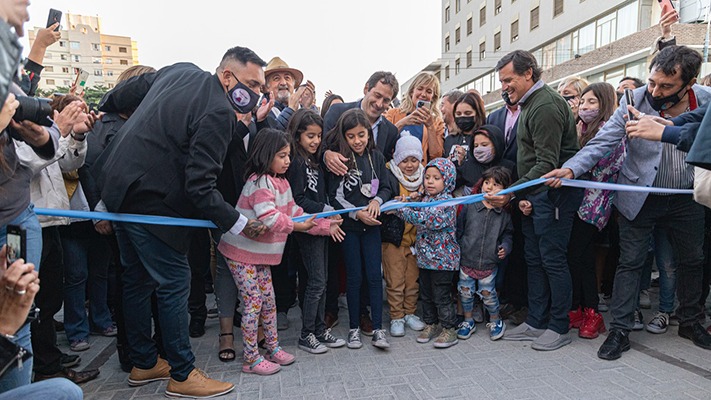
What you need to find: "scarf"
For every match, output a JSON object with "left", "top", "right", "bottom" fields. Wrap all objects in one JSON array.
[{"left": 388, "top": 159, "right": 423, "bottom": 192}]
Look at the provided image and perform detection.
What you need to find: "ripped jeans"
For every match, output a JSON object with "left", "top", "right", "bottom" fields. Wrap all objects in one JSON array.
[{"left": 458, "top": 269, "right": 500, "bottom": 319}]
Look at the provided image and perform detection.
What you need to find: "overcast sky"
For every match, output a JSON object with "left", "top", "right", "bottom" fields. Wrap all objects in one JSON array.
[{"left": 23, "top": 0, "right": 442, "bottom": 102}]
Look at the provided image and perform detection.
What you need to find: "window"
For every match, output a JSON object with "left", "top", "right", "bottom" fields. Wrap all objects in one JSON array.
[
  {"left": 105, "top": 45, "right": 111, "bottom": 51},
  {"left": 455, "top": 27, "right": 461, "bottom": 44},
  {"left": 616, "top": 2, "right": 639, "bottom": 40},
  {"left": 494, "top": 32, "right": 501, "bottom": 51},
  {"left": 70, "top": 41, "right": 80, "bottom": 49},
  {"left": 455, "top": 58, "right": 460, "bottom": 75},
  {"left": 530, "top": 7, "right": 539, "bottom": 30},
  {"left": 107, "top": 71, "right": 114, "bottom": 77},
  {"left": 92, "top": 43, "right": 100, "bottom": 51},
  {"left": 119, "top": 47, "right": 127, "bottom": 53},
  {"left": 92, "top": 57, "right": 102, "bottom": 64},
  {"left": 479, "top": 41, "right": 486, "bottom": 60},
  {"left": 556, "top": 34, "right": 572, "bottom": 65},
  {"left": 456, "top": 0, "right": 461, "bottom": 13},
  {"left": 72, "top": 55, "right": 80, "bottom": 62},
  {"left": 82, "top": 27, "right": 87, "bottom": 34},
  {"left": 445, "top": 65, "right": 450, "bottom": 80},
  {"left": 94, "top": 70, "right": 102, "bottom": 76},
  {"left": 466, "top": 50, "right": 473, "bottom": 67},
  {"left": 44, "top": 66, "right": 54, "bottom": 72},
  {"left": 105, "top": 58, "right": 113, "bottom": 64},
  {"left": 445, "top": 6, "right": 450, "bottom": 23},
  {"left": 59, "top": 41, "right": 66, "bottom": 47},
  {"left": 495, "top": 0, "right": 502, "bottom": 15},
  {"left": 46, "top": 79, "right": 55, "bottom": 85},
  {"left": 511, "top": 19, "right": 519, "bottom": 42},
  {"left": 120, "top": 59, "right": 128, "bottom": 65},
  {"left": 62, "top": 67, "right": 69, "bottom": 73},
  {"left": 445, "top": 35, "right": 450, "bottom": 52},
  {"left": 480, "top": 6, "right": 486, "bottom": 26},
  {"left": 577, "top": 22, "right": 595, "bottom": 55},
  {"left": 108, "top": 83, "right": 114, "bottom": 89},
  {"left": 467, "top": 17, "right": 472, "bottom": 35},
  {"left": 60, "top": 54, "right": 67, "bottom": 60},
  {"left": 596, "top": 13, "right": 617, "bottom": 47},
  {"left": 554, "top": 0, "right": 564, "bottom": 17}
]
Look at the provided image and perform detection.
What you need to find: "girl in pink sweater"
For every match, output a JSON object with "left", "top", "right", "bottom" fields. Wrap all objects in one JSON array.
[{"left": 218, "top": 128, "right": 342, "bottom": 375}]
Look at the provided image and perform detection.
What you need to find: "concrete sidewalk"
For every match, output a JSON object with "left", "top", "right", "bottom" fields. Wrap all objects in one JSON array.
[{"left": 61, "top": 291, "right": 711, "bottom": 400}]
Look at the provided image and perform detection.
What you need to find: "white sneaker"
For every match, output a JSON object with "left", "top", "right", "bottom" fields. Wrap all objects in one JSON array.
[
  {"left": 347, "top": 328, "right": 362, "bottom": 349},
  {"left": 390, "top": 319, "right": 405, "bottom": 337},
  {"left": 403, "top": 314, "right": 425, "bottom": 331},
  {"left": 372, "top": 329, "right": 390, "bottom": 349}
]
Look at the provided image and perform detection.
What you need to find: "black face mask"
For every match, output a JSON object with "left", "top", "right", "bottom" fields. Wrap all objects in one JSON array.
[
  {"left": 455, "top": 116, "right": 476, "bottom": 133},
  {"left": 645, "top": 82, "right": 689, "bottom": 112},
  {"left": 562, "top": 95, "right": 576, "bottom": 102},
  {"left": 226, "top": 72, "right": 259, "bottom": 114},
  {"left": 502, "top": 91, "right": 517, "bottom": 106}
]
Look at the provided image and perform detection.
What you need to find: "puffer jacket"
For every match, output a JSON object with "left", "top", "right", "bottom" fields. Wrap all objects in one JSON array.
[
  {"left": 396, "top": 158, "right": 460, "bottom": 271},
  {"left": 15, "top": 134, "right": 87, "bottom": 227}
]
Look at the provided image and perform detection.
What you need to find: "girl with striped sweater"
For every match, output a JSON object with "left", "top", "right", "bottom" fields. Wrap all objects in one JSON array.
[{"left": 218, "top": 129, "right": 342, "bottom": 376}]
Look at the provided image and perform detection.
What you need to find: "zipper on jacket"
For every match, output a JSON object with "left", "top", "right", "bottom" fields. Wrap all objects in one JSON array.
[
  {"left": 0, "top": 347, "right": 25, "bottom": 377},
  {"left": 478, "top": 209, "right": 490, "bottom": 268}
]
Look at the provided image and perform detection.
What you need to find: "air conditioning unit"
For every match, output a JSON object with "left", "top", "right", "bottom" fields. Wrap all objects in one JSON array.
[{"left": 679, "top": 0, "right": 711, "bottom": 23}]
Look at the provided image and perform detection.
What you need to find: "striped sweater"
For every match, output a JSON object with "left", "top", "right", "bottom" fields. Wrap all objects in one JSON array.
[{"left": 218, "top": 173, "right": 331, "bottom": 265}]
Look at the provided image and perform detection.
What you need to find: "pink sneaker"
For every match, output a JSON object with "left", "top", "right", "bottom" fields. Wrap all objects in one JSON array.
[
  {"left": 264, "top": 346, "right": 295, "bottom": 366},
  {"left": 242, "top": 357, "right": 280, "bottom": 375}
]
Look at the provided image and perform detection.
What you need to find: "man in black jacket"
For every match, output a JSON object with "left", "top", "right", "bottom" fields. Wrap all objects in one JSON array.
[{"left": 93, "top": 47, "right": 267, "bottom": 398}]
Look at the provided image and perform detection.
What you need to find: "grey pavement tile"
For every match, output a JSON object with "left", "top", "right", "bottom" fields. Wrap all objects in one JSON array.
[{"left": 346, "top": 386, "right": 393, "bottom": 399}]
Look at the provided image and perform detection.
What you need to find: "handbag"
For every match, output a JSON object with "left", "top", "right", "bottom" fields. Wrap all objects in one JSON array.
[{"left": 0, "top": 335, "right": 32, "bottom": 377}]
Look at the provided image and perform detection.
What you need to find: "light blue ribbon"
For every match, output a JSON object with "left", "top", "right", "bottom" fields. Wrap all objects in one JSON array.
[{"left": 35, "top": 178, "right": 694, "bottom": 227}]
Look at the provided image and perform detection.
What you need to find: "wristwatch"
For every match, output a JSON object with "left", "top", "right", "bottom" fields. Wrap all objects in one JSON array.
[{"left": 71, "top": 132, "right": 86, "bottom": 141}]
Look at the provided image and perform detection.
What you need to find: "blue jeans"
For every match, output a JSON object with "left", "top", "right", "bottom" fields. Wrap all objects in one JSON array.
[
  {"left": 341, "top": 227, "right": 383, "bottom": 330},
  {"left": 654, "top": 228, "right": 676, "bottom": 314},
  {"left": 114, "top": 223, "right": 195, "bottom": 381},
  {"left": 0, "top": 205, "right": 41, "bottom": 392},
  {"left": 522, "top": 187, "right": 583, "bottom": 334},
  {"left": 292, "top": 233, "right": 329, "bottom": 337},
  {"left": 60, "top": 222, "right": 113, "bottom": 342},
  {"left": 612, "top": 195, "right": 705, "bottom": 331},
  {"left": 0, "top": 378, "right": 81, "bottom": 400},
  {"left": 458, "top": 269, "right": 500, "bottom": 317}
]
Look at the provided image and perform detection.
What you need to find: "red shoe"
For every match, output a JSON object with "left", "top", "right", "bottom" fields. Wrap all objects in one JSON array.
[
  {"left": 568, "top": 307, "right": 584, "bottom": 329},
  {"left": 579, "top": 308, "right": 606, "bottom": 339}
]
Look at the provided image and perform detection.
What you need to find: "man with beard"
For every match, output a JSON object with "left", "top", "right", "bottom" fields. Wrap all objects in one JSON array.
[{"left": 264, "top": 57, "right": 314, "bottom": 131}]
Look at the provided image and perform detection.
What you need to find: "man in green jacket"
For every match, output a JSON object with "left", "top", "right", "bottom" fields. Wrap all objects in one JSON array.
[{"left": 486, "top": 50, "right": 582, "bottom": 350}]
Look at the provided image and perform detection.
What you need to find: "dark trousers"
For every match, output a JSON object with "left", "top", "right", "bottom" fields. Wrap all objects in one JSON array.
[
  {"left": 341, "top": 227, "right": 383, "bottom": 330},
  {"left": 293, "top": 233, "right": 329, "bottom": 337},
  {"left": 701, "top": 208, "right": 711, "bottom": 310},
  {"left": 325, "top": 240, "right": 343, "bottom": 316},
  {"left": 273, "top": 237, "right": 297, "bottom": 314},
  {"left": 188, "top": 229, "right": 211, "bottom": 323},
  {"left": 522, "top": 187, "right": 583, "bottom": 334},
  {"left": 567, "top": 215, "right": 600, "bottom": 311},
  {"left": 503, "top": 207, "right": 527, "bottom": 307},
  {"left": 114, "top": 223, "right": 194, "bottom": 381},
  {"left": 612, "top": 194, "right": 705, "bottom": 331},
  {"left": 31, "top": 227, "right": 64, "bottom": 374},
  {"left": 419, "top": 269, "right": 457, "bottom": 329}
]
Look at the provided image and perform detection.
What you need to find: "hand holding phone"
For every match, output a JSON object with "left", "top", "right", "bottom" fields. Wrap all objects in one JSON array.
[
  {"left": 657, "top": 0, "right": 676, "bottom": 16},
  {"left": 624, "top": 89, "right": 635, "bottom": 121},
  {"left": 46, "top": 9, "right": 62, "bottom": 31},
  {"left": 416, "top": 100, "right": 431, "bottom": 109},
  {"left": 5, "top": 225, "right": 25, "bottom": 265}
]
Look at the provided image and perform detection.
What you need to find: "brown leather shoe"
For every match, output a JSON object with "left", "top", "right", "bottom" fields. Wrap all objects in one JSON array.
[
  {"left": 128, "top": 356, "right": 171, "bottom": 386},
  {"left": 165, "top": 368, "right": 234, "bottom": 398},
  {"left": 34, "top": 367, "right": 100, "bottom": 384},
  {"left": 360, "top": 313, "right": 374, "bottom": 336},
  {"left": 324, "top": 312, "right": 339, "bottom": 329}
]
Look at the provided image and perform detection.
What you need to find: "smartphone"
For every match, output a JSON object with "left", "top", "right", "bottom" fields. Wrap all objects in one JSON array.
[
  {"left": 416, "top": 100, "right": 431, "bottom": 109},
  {"left": 46, "top": 8, "right": 62, "bottom": 31},
  {"left": 6, "top": 225, "right": 26, "bottom": 264},
  {"left": 657, "top": 0, "right": 676, "bottom": 15},
  {"left": 74, "top": 68, "right": 89, "bottom": 90},
  {"left": 624, "top": 88, "right": 635, "bottom": 121}
]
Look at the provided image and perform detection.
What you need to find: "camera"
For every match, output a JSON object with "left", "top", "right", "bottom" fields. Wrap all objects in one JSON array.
[{"left": 12, "top": 97, "right": 53, "bottom": 127}]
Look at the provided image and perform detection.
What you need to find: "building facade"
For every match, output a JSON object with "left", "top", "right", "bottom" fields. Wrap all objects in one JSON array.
[
  {"left": 404, "top": 0, "right": 710, "bottom": 110},
  {"left": 28, "top": 13, "right": 138, "bottom": 91}
]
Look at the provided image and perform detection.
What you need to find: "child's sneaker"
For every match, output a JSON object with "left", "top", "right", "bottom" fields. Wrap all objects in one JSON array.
[
  {"left": 456, "top": 320, "right": 476, "bottom": 340},
  {"left": 372, "top": 329, "right": 390, "bottom": 349},
  {"left": 433, "top": 328, "right": 458, "bottom": 348},
  {"left": 404, "top": 314, "right": 425, "bottom": 331},
  {"left": 298, "top": 333, "right": 328, "bottom": 354},
  {"left": 416, "top": 324, "right": 442, "bottom": 344},
  {"left": 264, "top": 346, "right": 295, "bottom": 366},
  {"left": 347, "top": 328, "right": 363, "bottom": 349},
  {"left": 487, "top": 320, "right": 506, "bottom": 341},
  {"left": 390, "top": 319, "right": 405, "bottom": 337},
  {"left": 316, "top": 329, "right": 346, "bottom": 348}
]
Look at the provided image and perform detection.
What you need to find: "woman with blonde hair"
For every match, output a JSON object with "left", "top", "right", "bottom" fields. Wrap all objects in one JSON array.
[
  {"left": 385, "top": 72, "right": 445, "bottom": 162},
  {"left": 557, "top": 76, "right": 589, "bottom": 121}
]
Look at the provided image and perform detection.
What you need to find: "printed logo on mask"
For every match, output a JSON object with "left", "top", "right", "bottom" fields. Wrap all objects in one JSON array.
[{"left": 231, "top": 88, "right": 252, "bottom": 107}]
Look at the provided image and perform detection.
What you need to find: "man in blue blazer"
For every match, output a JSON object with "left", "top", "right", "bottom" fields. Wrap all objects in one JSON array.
[
  {"left": 323, "top": 71, "right": 400, "bottom": 173},
  {"left": 486, "top": 100, "right": 520, "bottom": 166},
  {"left": 546, "top": 46, "right": 711, "bottom": 360}
]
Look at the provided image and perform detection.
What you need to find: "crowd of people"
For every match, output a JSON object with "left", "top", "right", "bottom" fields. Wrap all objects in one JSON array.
[{"left": 2, "top": 3, "right": 711, "bottom": 399}]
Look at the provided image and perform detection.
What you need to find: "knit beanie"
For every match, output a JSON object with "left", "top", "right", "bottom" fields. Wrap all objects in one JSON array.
[{"left": 393, "top": 131, "right": 423, "bottom": 165}]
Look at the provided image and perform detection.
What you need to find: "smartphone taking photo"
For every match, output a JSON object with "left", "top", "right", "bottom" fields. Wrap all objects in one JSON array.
[
  {"left": 657, "top": 0, "right": 676, "bottom": 15},
  {"left": 416, "top": 100, "right": 431, "bottom": 109},
  {"left": 5, "top": 225, "right": 26, "bottom": 265},
  {"left": 624, "top": 88, "right": 635, "bottom": 122},
  {"left": 46, "top": 8, "right": 62, "bottom": 31}
]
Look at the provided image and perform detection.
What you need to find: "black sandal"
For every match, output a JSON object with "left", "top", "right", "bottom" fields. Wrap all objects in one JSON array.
[{"left": 218, "top": 333, "right": 235, "bottom": 363}]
